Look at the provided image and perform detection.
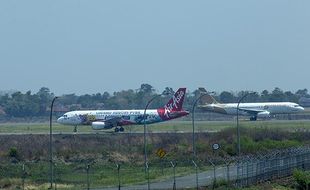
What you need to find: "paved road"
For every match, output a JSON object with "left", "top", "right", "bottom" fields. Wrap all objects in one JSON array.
[{"left": 96, "top": 164, "right": 238, "bottom": 190}]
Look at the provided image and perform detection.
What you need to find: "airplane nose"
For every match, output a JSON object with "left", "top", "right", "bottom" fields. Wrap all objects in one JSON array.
[{"left": 57, "top": 117, "right": 63, "bottom": 123}]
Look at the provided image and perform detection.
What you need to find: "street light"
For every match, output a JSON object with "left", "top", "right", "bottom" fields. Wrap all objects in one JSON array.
[
  {"left": 49, "top": 96, "right": 58, "bottom": 189},
  {"left": 192, "top": 91, "right": 214, "bottom": 158},
  {"left": 236, "top": 92, "right": 255, "bottom": 156},
  {"left": 143, "top": 90, "right": 171, "bottom": 172}
]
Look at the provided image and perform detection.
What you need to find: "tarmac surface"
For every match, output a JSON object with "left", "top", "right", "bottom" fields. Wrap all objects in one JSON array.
[{"left": 97, "top": 164, "right": 238, "bottom": 190}]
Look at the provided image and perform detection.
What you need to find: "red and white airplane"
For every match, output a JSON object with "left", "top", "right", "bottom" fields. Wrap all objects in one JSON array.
[{"left": 57, "top": 88, "right": 189, "bottom": 132}]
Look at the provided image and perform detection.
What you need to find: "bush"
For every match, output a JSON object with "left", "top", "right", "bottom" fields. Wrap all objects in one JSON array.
[
  {"left": 224, "top": 144, "right": 237, "bottom": 156},
  {"left": 213, "top": 179, "right": 228, "bottom": 188},
  {"left": 293, "top": 169, "right": 310, "bottom": 190},
  {"left": 195, "top": 141, "right": 210, "bottom": 153},
  {"left": 8, "top": 147, "right": 18, "bottom": 158}
]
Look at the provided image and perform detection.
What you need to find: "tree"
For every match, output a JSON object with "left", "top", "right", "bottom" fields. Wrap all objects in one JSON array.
[
  {"left": 296, "top": 89, "right": 309, "bottom": 98},
  {"left": 219, "top": 91, "right": 235, "bottom": 103},
  {"left": 134, "top": 84, "right": 156, "bottom": 108},
  {"left": 284, "top": 91, "right": 298, "bottom": 102},
  {"left": 270, "top": 87, "right": 286, "bottom": 102},
  {"left": 36, "top": 87, "right": 53, "bottom": 115},
  {"left": 138, "top": 84, "right": 154, "bottom": 94},
  {"left": 4, "top": 91, "right": 40, "bottom": 117}
]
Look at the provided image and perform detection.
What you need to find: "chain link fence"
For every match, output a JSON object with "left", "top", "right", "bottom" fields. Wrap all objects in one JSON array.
[
  {"left": 0, "top": 146, "right": 309, "bottom": 189},
  {"left": 235, "top": 147, "right": 310, "bottom": 187}
]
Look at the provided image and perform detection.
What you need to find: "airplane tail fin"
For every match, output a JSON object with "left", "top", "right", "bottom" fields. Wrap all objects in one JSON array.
[
  {"left": 198, "top": 88, "right": 219, "bottom": 104},
  {"left": 164, "top": 88, "right": 186, "bottom": 111}
]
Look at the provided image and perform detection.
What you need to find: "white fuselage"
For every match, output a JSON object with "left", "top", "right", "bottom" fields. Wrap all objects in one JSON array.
[
  {"left": 204, "top": 102, "right": 304, "bottom": 117},
  {"left": 57, "top": 109, "right": 162, "bottom": 126},
  {"left": 57, "top": 87, "right": 189, "bottom": 131},
  {"left": 57, "top": 108, "right": 189, "bottom": 130}
]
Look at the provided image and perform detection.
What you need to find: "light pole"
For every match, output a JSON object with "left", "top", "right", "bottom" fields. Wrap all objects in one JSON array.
[
  {"left": 192, "top": 91, "right": 214, "bottom": 158},
  {"left": 236, "top": 92, "right": 255, "bottom": 156},
  {"left": 49, "top": 96, "right": 58, "bottom": 189},
  {"left": 143, "top": 91, "right": 171, "bottom": 172}
]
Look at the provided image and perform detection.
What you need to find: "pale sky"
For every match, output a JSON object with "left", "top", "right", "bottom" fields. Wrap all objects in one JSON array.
[{"left": 0, "top": 1, "right": 309, "bottom": 95}]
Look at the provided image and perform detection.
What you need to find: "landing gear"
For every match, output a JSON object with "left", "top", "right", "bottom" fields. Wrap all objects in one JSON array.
[
  {"left": 73, "top": 126, "right": 78, "bottom": 132},
  {"left": 114, "top": 127, "right": 124, "bottom": 132},
  {"left": 250, "top": 116, "right": 257, "bottom": 121}
]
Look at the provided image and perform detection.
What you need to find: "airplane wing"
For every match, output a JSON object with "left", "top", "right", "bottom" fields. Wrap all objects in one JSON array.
[
  {"left": 99, "top": 116, "right": 122, "bottom": 126},
  {"left": 238, "top": 108, "right": 267, "bottom": 115},
  {"left": 79, "top": 113, "right": 122, "bottom": 126}
]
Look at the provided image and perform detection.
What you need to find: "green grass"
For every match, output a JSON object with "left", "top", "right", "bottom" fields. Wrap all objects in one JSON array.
[
  {"left": 1, "top": 120, "right": 309, "bottom": 189},
  {"left": 0, "top": 123, "right": 92, "bottom": 133},
  {"left": 0, "top": 161, "right": 208, "bottom": 189},
  {"left": 1, "top": 120, "right": 310, "bottom": 134}
]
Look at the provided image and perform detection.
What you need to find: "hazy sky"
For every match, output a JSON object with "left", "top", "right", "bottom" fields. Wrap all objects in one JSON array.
[{"left": 0, "top": 1, "right": 309, "bottom": 95}]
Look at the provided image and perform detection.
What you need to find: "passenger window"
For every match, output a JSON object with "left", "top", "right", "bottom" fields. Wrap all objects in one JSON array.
[{"left": 122, "top": 116, "right": 130, "bottom": 120}]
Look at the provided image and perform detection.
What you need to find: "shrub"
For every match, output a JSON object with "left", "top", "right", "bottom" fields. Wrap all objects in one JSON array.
[
  {"left": 224, "top": 144, "right": 237, "bottom": 156},
  {"left": 293, "top": 169, "right": 310, "bottom": 190},
  {"left": 8, "top": 147, "right": 18, "bottom": 158}
]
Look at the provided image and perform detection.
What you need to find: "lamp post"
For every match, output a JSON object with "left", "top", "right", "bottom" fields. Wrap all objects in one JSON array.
[
  {"left": 192, "top": 91, "right": 214, "bottom": 158},
  {"left": 49, "top": 96, "right": 58, "bottom": 189},
  {"left": 236, "top": 92, "right": 255, "bottom": 156},
  {"left": 143, "top": 91, "right": 171, "bottom": 172}
]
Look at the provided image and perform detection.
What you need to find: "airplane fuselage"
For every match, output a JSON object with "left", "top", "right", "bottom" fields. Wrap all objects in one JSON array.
[
  {"left": 57, "top": 87, "right": 189, "bottom": 131},
  {"left": 58, "top": 108, "right": 189, "bottom": 128},
  {"left": 201, "top": 102, "right": 304, "bottom": 117}
]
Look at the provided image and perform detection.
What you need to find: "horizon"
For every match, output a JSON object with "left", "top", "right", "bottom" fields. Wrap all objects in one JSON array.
[{"left": 0, "top": 85, "right": 308, "bottom": 96}]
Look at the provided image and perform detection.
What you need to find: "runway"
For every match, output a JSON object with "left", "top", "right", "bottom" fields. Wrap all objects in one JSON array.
[
  {"left": 1, "top": 119, "right": 310, "bottom": 135},
  {"left": 0, "top": 130, "right": 219, "bottom": 136}
]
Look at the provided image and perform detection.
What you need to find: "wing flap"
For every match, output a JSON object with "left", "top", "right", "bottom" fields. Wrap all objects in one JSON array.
[
  {"left": 102, "top": 116, "right": 122, "bottom": 126},
  {"left": 238, "top": 108, "right": 265, "bottom": 115}
]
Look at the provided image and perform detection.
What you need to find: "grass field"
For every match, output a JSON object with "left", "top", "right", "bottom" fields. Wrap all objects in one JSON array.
[
  {"left": 1, "top": 120, "right": 309, "bottom": 189},
  {"left": 0, "top": 119, "right": 310, "bottom": 134},
  {"left": 0, "top": 160, "right": 211, "bottom": 189}
]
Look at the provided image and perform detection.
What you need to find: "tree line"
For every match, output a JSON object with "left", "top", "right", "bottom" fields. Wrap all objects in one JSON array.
[{"left": 0, "top": 84, "right": 309, "bottom": 118}]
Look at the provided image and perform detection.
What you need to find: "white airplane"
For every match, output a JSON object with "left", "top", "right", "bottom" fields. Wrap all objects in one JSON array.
[
  {"left": 57, "top": 88, "right": 189, "bottom": 132},
  {"left": 197, "top": 88, "right": 304, "bottom": 121}
]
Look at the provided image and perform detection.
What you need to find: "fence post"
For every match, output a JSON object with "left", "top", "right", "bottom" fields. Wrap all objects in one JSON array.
[
  {"left": 236, "top": 159, "right": 241, "bottom": 187},
  {"left": 161, "top": 159, "right": 164, "bottom": 175},
  {"left": 223, "top": 157, "right": 232, "bottom": 188},
  {"left": 213, "top": 163, "right": 216, "bottom": 189},
  {"left": 86, "top": 164, "right": 90, "bottom": 190},
  {"left": 22, "top": 163, "right": 25, "bottom": 190},
  {"left": 116, "top": 164, "right": 121, "bottom": 190},
  {"left": 192, "top": 160, "right": 198, "bottom": 190},
  {"left": 146, "top": 162, "right": 150, "bottom": 190},
  {"left": 207, "top": 158, "right": 216, "bottom": 189},
  {"left": 246, "top": 158, "right": 250, "bottom": 186},
  {"left": 170, "top": 161, "right": 176, "bottom": 190},
  {"left": 54, "top": 162, "right": 57, "bottom": 190}
]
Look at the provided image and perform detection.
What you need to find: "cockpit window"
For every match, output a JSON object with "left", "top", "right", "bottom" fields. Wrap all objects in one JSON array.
[
  {"left": 64, "top": 114, "right": 67, "bottom": 118},
  {"left": 294, "top": 105, "right": 299, "bottom": 107}
]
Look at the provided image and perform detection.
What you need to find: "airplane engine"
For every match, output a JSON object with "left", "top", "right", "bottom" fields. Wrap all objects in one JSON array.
[
  {"left": 257, "top": 111, "right": 270, "bottom": 118},
  {"left": 91, "top": 121, "right": 113, "bottom": 130}
]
